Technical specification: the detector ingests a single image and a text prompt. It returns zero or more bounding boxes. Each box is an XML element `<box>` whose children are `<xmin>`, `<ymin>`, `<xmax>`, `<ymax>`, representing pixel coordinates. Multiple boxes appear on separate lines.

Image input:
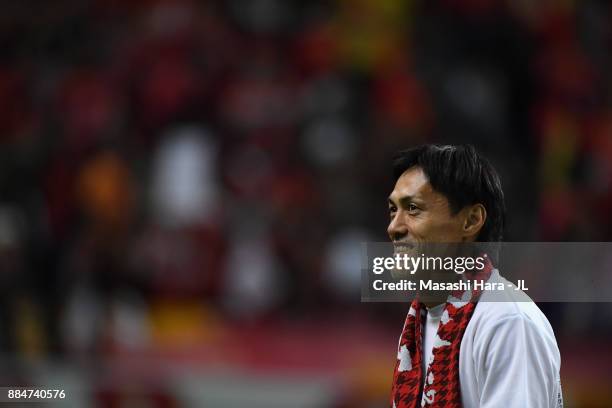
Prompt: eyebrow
<box><xmin>388</xmin><ymin>195</ymin><xmax>418</xmax><ymax>207</ymax></box>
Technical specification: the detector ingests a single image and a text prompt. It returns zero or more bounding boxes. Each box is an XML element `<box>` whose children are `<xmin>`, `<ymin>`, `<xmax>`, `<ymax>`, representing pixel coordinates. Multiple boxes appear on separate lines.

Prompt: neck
<box><xmin>420</xmin><ymin>268</ymin><xmax>458</xmax><ymax>308</ymax></box>
<box><xmin>423</xmin><ymin>297</ymin><xmax>446</xmax><ymax>309</ymax></box>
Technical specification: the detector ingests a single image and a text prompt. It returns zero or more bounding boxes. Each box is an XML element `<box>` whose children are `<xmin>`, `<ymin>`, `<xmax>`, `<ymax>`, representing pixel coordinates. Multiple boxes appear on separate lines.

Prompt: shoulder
<box><xmin>465</xmin><ymin>270</ymin><xmax>560</xmax><ymax>367</ymax></box>
<box><xmin>459</xmin><ymin>271</ymin><xmax>563</xmax><ymax>408</ymax></box>
<box><xmin>470</xmin><ymin>270</ymin><xmax>556</xmax><ymax>337</ymax></box>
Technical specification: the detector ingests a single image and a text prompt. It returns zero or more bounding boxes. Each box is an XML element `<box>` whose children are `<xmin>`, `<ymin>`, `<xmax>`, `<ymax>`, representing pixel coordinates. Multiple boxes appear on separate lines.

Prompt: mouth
<box><xmin>393</xmin><ymin>242</ymin><xmax>416</xmax><ymax>252</ymax></box>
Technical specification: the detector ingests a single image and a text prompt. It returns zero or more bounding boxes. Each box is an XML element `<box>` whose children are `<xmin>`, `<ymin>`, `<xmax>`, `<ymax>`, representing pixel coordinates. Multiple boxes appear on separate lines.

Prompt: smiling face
<box><xmin>387</xmin><ymin>166</ymin><xmax>469</xmax><ymax>247</ymax></box>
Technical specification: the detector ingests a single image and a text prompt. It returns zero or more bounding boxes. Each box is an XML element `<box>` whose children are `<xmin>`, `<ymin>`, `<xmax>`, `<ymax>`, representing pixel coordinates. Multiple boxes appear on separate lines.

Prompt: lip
<box><xmin>393</xmin><ymin>242</ymin><xmax>415</xmax><ymax>251</ymax></box>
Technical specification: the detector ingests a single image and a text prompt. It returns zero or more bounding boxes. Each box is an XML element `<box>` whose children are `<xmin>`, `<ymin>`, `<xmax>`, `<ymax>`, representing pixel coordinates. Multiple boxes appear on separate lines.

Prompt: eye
<box><xmin>407</xmin><ymin>203</ymin><xmax>420</xmax><ymax>213</ymax></box>
<box><xmin>389</xmin><ymin>205</ymin><xmax>397</xmax><ymax>217</ymax></box>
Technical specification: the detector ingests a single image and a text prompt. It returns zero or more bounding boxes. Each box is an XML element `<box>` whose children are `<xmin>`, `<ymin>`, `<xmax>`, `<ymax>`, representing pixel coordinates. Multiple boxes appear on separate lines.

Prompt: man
<box><xmin>387</xmin><ymin>144</ymin><xmax>562</xmax><ymax>408</ymax></box>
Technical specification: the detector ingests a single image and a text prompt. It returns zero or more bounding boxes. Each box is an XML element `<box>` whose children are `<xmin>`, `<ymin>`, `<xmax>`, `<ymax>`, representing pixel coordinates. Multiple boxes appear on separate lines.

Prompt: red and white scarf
<box><xmin>390</xmin><ymin>258</ymin><xmax>493</xmax><ymax>408</ymax></box>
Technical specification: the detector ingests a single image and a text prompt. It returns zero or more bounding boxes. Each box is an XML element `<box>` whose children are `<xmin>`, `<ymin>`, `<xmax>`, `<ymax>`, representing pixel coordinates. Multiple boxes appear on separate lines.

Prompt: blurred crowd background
<box><xmin>0</xmin><ymin>0</ymin><xmax>611</xmax><ymax>407</ymax></box>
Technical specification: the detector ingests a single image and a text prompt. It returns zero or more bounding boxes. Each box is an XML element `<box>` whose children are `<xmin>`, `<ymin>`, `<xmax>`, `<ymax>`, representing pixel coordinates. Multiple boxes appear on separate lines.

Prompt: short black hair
<box><xmin>392</xmin><ymin>144</ymin><xmax>506</xmax><ymax>243</ymax></box>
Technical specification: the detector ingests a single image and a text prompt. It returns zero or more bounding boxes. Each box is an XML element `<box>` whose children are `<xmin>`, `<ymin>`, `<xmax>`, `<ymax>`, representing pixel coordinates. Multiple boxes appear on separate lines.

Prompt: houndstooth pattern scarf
<box><xmin>390</xmin><ymin>258</ymin><xmax>493</xmax><ymax>408</ymax></box>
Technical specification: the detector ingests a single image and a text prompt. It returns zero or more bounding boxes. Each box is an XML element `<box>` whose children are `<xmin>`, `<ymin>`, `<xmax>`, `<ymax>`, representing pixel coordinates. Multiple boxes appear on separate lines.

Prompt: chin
<box><xmin>390</xmin><ymin>265</ymin><xmax>411</xmax><ymax>280</ymax></box>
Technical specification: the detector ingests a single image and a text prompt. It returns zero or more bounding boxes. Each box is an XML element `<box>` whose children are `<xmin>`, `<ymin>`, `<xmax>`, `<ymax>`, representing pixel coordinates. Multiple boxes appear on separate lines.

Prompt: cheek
<box><xmin>406</xmin><ymin>216</ymin><xmax>433</xmax><ymax>240</ymax></box>
<box><xmin>433</xmin><ymin>219</ymin><xmax>465</xmax><ymax>241</ymax></box>
<box><xmin>416</xmin><ymin>215</ymin><xmax>464</xmax><ymax>242</ymax></box>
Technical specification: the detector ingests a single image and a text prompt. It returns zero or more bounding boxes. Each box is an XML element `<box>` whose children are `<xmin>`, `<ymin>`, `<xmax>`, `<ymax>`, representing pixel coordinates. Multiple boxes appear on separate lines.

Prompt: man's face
<box><xmin>387</xmin><ymin>166</ymin><xmax>466</xmax><ymax>247</ymax></box>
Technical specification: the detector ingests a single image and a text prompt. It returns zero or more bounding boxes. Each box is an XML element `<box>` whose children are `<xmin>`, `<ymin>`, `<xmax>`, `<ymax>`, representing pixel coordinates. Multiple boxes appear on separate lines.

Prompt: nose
<box><xmin>387</xmin><ymin>212</ymin><xmax>408</xmax><ymax>242</ymax></box>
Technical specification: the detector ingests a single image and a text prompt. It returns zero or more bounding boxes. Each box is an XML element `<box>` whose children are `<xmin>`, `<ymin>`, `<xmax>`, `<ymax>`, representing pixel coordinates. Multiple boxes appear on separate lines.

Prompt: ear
<box><xmin>461</xmin><ymin>204</ymin><xmax>486</xmax><ymax>241</ymax></box>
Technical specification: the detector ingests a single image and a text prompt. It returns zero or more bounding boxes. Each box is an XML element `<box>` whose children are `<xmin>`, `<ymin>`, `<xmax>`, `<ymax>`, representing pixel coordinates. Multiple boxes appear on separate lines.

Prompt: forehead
<box><xmin>389</xmin><ymin>166</ymin><xmax>434</xmax><ymax>201</ymax></box>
